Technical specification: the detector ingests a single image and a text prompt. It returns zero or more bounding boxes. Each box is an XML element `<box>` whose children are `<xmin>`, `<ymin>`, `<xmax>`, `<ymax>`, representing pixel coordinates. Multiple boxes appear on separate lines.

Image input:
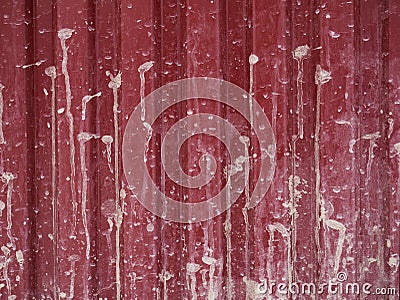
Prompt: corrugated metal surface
<box><xmin>0</xmin><ymin>0</ymin><xmax>399</xmax><ymax>299</ymax></box>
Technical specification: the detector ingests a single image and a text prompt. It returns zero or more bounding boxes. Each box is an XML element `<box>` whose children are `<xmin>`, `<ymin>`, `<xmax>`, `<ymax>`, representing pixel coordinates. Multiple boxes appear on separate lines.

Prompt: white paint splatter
<box><xmin>287</xmin><ymin>174</ymin><xmax>305</xmax><ymax>217</ymax></box>
<box><xmin>394</xmin><ymin>142</ymin><xmax>400</xmax><ymax>156</ymax></box>
<box><xmin>267</xmin><ymin>222</ymin><xmax>291</xmax><ymax>289</ymax></box>
<box><xmin>146</xmin><ymin>222</ymin><xmax>154</xmax><ymax>232</ymax></box>
<box><xmin>78</xmin><ymin>132</ymin><xmax>99</xmax><ymax>299</ymax></box>
<box><xmin>248</xmin><ymin>54</ymin><xmax>259</xmax><ymax>128</ymax></box>
<box><xmin>224</xmin><ymin>174</ymin><xmax>233</xmax><ymax>300</ymax></box>
<box><xmin>349</xmin><ymin>132</ymin><xmax>380</xmax><ymax>186</ymax></box>
<box><xmin>200</xmin><ymin>269</ymin><xmax>208</xmax><ymax>291</ymax></box>
<box><xmin>388</xmin><ymin>254</ymin><xmax>399</xmax><ymax>268</ymax></box>
<box><xmin>349</xmin><ymin>132</ymin><xmax>381</xmax><ymax>154</ymax></box>
<box><xmin>67</xmin><ymin>255</ymin><xmax>80</xmax><ymax>299</ymax></box>
<box><xmin>242</xmin><ymin>276</ymin><xmax>264</xmax><ymax>299</ymax></box>
<box><xmin>289</xmin><ymin>143</ymin><xmax>300</xmax><ymax>286</ymax></box>
<box><xmin>58</xmin><ymin>28</ymin><xmax>78</xmax><ymax>235</ymax></box>
<box><xmin>0</xmin><ymin>246</ymin><xmax>11</xmax><ymax>296</ymax></box>
<box><xmin>292</xmin><ymin>45</ymin><xmax>310</xmax><ymax>139</ymax></box>
<box><xmin>387</xmin><ymin>118</ymin><xmax>394</xmax><ymax>138</ymax></box>
<box><xmin>226</xmin><ymin>155</ymin><xmax>249</xmax><ymax>177</ymax></box>
<box><xmin>0</xmin><ymin>200</ymin><xmax>5</xmax><ymax>217</ymax></box>
<box><xmin>0</xmin><ymin>83</ymin><xmax>5</xmax><ymax>144</ymax></box>
<box><xmin>78</xmin><ymin>132</ymin><xmax>100</xmax><ymax>260</ymax></box>
<box><xmin>239</xmin><ymin>135</ymin><xmax>251</xmax><ymax>296</ymax></box>
<box><xmin>289</xmin><ymin>47</ymin><xmax>309</xmax><ymax>280</ymax></box>
<box><xmin>138</xmin><ymin>61</ymin><xmax>154</xmax><ymax>121</ymax></box>
<box><xmin>240</xmin><ymin>136</ymin><xmax>250</xmax><ymax>208</ymax></box>
<box><xmin>19</xmin><ymin>59</ymin><xmax>47</xmax><ymax>69</ymax></box>
<box><xmin>365</xmin><ymin>134</ymin><xmax>380</xmax><ymax>182</ymax></box>
<box><xmin>292</xmin><ymin>45</ymin><xmax>310</xmax><ymax>61</ymax></box>
<box><xmin>314</xmin><ymin>64</ymin><xmax>331</xmax><ymax>267</ymax></box>
<box><xmin>101</xmin><ymin>135</ymin><xmax>113</xmax><ymax>173</ymax></box>
<box><xmin>15</xmin><ymin>250</ymin><xmax>24</xmax><ymax>269</ymax></box>
<box><xmin>107</xmin><ymin>70</ymin><xmax>123</xmax><ymax>300</ymax></box>
<box><xmin>77</xmin><ymin>132</ymin><xmax>99</xmax><ymax>142</ymax></box>
<box><xmin>143</xmin><ymin>122</ymin><xmax>153</xmax><ymax>163</ymax></box>
<box><xmin>159</xmin><ymin>270</ymin><xmax>173</xmax><ymax>300</ymax></box>
<box><xmin>328</xmin><ymin>30</ymin><xmax>341</xmax><ymax>39</ymax></box>
<box><xmin>394</xmin><ymin>143</ymin><xmax>400</xmax><ymax>214</ymax></box>
<box><xmin>81</xmin><ymin>92</ymin><xmax>101</xmax><ymax>121</ymax></box>
<box><xmin>315</xmin><ymin>65</ymin><xmax>332</xmax><ymax>86</ymax></box>
<box><xmin>334</xmin><ymin>119</ymin><xmax>353</xmax><ymax>127</ymax></box>
<box><xmin>202</xmin><ymin>256</ymin><xmax>217</xmax><ymax>300</ymax></box>
<box><xmin>128</xmin><ymin>272</ymin><xmax>138</xmax><ymax>300</ymax></box>
<box><xmin>45</xmin><ymin>65</ymin><xmax>58</xmax><ymax>300</ymax></box>
<box><xmin>1</xmin><ymin>173</ymin><xmax>16</xmax><ymax>250</ymax></box>
<box><xmin>324</xmin><ymin>219</ymin><xmax>346</xmax><ymax>273</ymax></box>
<box><xmin>101</xmin><ymin>198</ymin><xmax>115</xmax><ymax>261</ymax></box>
<box><xmin>268</xmin><ymin>222</ymin><xmax>289</xmax><ymax>238</ymax></box>
<box><xmin>287</xmin><ymin>175</ymin><xmax>306</xmax><ymax>286</ymax></box>
<box><xmin>187</xmin><ymin>263</ymin><xmax>201</xmax><ymax>300</ymax></box>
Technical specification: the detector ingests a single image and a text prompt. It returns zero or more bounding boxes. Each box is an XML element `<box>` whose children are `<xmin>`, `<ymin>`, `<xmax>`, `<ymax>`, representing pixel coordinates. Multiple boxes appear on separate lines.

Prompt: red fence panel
<box><xmin>0</xmin><ymin>0</ymin><xmax>398</xmax><ymax>299</ymax></box>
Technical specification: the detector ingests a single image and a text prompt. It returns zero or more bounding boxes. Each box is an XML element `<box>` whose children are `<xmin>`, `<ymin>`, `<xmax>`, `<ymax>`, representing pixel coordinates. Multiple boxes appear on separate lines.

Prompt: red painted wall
<box><xmin>0</xmin><ymin>0</ymin><xmax>398</xmax><ymax>299</ymax></box>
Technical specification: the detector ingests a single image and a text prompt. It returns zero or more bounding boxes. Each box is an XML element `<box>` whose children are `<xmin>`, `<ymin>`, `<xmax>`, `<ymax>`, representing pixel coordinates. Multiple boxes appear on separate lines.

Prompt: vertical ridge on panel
<box><xmin>0</xmin><ymin>0</ymin><xmax>35</xmax><ymax>298</ymax></box>
<box><xmin>32</xmin><ymin>0</ymin><xmax>58</xmax><ymax>297</ymax></box>
<box><xmin>355</xmin><ymin>0</ymin><xmax>391</xmax><ymax>288</ymax></box>
<box><xmin>24</xmin><ymin>0</ymin><xmax>36</xmax><ymax>296</ymax></box>
<box><xmin>158</xmin><ymin>1</ymin><xmax>186</xmax><ymax>298</ymax></box>
<box><xmin>95</xmin><ymin>0</ymin><xmax>123</xmax><ymax>299</ymax></box>
<box><xmin>222</xmin><ymin>1</ymin><xmax>251</xmax><ymax>297</ymax></box>
<box><xmin>375</xmin><ymin>0</ymin><xmax>392</xmax><ymax>289</ymax></box>
<box><xmin>53</xmin><ymin>0</ymin><xmax>96</xmax><ymax>298</ymax></box>
<box><xmin>244</xmin><ymin>0</ymin><xmax>257</xmax><ymax>288</ymax></box>
<box><xmin>289</xmin><ymin>0</ymin><xmax>320</xmax><ymax>288</ymax></box>
<box><xmin>387</xmin><ymin>0</ymin><xmax>400</xmax><ymax>291</ymax></box>
<box><xmin>251</xmin><ymin>0</ymin><xmax>293</xmax><ymax>298</ymax></box>
<box><xmin>316</xmin><ymin>0</ymin><xmax>364</xmax><ymax>292</ymax></box>
<box><xmin>184</xmin><ymin>1</ymin><xmax>224</xmax><ymax>299</ymax></box>
<box><xmin>121</xmin><ymin>0</ymin><xmax>160</xmax><ymax>298</ymax></box>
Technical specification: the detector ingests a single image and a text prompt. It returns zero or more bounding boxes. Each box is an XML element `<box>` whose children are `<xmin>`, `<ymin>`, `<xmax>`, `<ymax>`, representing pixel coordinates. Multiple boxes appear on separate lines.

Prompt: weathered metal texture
<box><xmin>0</xmin><ymin>0</ymin><xmax>398</xmax><ymax>299</ymax></box>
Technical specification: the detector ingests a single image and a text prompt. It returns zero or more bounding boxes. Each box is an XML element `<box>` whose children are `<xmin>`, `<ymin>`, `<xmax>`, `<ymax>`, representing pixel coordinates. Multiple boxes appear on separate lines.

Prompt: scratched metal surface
<box><xmin>0</xmin><ymin>0</ymin><xmax>399</xmax><ymax>299</ymax></box>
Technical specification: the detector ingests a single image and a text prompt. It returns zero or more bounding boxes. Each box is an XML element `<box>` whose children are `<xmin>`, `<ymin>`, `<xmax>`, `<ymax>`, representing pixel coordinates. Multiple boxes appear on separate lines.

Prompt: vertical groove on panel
<box><xmin>354</xmin><ymin>0</ymin><xmax>363</xmax><ymax>286</ymax></box>
<box><xmin>25</xmin><ymin>0</ymin><xmax>36</xmax><ymax>296</ymax></box>
<box><xmin>378</xmin><ymin>0</ymin><xmax>391</xmax><ymax>287</ymax></box>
